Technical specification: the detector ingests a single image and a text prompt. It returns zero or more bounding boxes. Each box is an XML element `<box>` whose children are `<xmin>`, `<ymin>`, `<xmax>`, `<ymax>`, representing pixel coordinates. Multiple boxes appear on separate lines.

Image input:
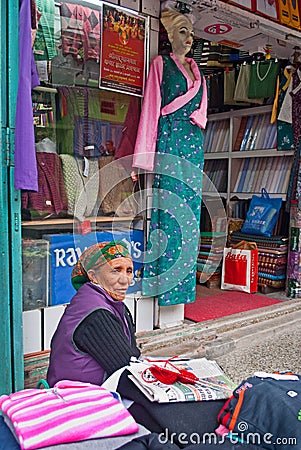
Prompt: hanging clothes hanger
<box><xmin>263</xmin><ymin>44</ymin><xmax>272</xmax><ymax>60</ymax></box>
<box><xmin>251</xmin><ymin>52</ymin><xmax>265</xmax><ymax>62</ymax></box>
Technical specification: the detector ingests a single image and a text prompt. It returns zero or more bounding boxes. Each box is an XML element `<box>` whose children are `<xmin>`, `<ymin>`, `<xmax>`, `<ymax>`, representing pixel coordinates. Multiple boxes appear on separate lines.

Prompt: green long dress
<box><xmin>141</xmin><ymin>55</ymin><xmax>205</xmax><ymax>306</ymax></box>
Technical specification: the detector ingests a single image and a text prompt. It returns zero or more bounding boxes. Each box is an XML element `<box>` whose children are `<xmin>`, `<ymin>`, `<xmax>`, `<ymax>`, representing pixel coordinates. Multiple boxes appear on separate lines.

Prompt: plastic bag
<box><xmin>221</xmin><ymin>242</ymin><xmax>258</xmax><ymax>293</ymax></box>
<box><xmin>241</xmin><ymin>188</ymin><xmax>282</xmax><ymax>237</ymax></box>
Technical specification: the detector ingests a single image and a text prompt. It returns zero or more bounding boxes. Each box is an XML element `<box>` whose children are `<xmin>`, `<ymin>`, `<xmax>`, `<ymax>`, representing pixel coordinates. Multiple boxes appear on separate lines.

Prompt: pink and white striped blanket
<box><xmin>0</xmin><ymin>380</ymin><xmax>138</xmax><ymax>450</ymax></box>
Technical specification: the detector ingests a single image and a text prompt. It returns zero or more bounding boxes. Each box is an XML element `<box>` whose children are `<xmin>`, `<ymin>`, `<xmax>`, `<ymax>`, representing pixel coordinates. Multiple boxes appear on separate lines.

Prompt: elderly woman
<box><xmin>47</xmin><ymin>240</ymin><xmax>140</xmax><ymax>388</ymax></box>
<box><xmin>46</xmin><ymin>241</ymin><xmax>226</xmax><ymax>442</ymax></box>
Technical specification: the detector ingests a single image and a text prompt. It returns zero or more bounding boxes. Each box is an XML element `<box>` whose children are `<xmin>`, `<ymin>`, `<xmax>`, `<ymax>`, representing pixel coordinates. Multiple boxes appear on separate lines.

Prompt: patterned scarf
<box><xmin>72</xmin><ymin>241</ymin><xmax>132</xmax><ymax>291</ymax></box>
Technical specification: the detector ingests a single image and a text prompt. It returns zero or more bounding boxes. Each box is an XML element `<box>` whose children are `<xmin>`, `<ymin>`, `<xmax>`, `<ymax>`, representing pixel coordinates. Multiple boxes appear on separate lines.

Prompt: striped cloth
<box><xmin>0</xmin><ymin>380</ymin><xmax>138</xmax><ymax>450</ymax></box>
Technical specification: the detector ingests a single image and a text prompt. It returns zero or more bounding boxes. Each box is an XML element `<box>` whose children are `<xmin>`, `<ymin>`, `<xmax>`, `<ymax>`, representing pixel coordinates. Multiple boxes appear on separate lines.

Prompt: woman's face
<box><xmin>170</xmin><ymin>18</ymin><xmax>194</xmax><ymax>56</ymax></box>
<box><xmin>88</xmin><ymin>258</ymin><xmax>133</xmax><ymax>300</ymax></box>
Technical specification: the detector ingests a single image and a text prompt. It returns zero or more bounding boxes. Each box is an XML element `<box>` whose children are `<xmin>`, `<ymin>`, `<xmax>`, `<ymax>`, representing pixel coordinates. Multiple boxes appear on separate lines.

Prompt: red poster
<box><xmin>100</xmin><ymin>3</ymin><xmax>147</xmax><ymax>96</ymax></box>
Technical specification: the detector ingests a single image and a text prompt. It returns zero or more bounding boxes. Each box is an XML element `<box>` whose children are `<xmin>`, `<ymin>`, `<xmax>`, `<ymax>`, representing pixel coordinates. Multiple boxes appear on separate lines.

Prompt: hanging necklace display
<box><xmin>256</xmin><ymin>60</ymin><xmax>272</xmax><ymax>82</ymax></box>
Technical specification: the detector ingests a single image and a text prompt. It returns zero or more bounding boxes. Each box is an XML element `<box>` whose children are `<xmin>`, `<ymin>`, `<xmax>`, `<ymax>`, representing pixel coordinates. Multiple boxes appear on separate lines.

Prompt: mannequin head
<box><xmin>161</xmin><ymin>9</ymin><xmax>194</xmax><ymax>57</ymax></box>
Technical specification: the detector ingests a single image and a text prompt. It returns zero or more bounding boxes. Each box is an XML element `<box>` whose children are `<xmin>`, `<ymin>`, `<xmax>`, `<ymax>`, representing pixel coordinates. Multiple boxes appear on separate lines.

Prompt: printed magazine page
<box><xmin>127</xmin><ymin>357</ymin><xmax>236</xmax><ymax>403</ymax></box>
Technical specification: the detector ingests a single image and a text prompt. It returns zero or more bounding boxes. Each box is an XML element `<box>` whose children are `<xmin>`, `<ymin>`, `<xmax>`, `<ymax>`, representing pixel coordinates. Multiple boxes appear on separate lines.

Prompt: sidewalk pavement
<box><xmin>136</xmin><ymin>296</ymin><xmax>301</xmax><ymax>385</ymax></box>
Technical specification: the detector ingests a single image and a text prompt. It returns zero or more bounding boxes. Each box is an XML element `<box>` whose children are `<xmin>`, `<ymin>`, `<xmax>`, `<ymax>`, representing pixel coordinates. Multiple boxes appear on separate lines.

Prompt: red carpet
<box><xmin>184</xmin><ymin>291</ymin><xmax>281</xmax><ymax>322</ymax></box>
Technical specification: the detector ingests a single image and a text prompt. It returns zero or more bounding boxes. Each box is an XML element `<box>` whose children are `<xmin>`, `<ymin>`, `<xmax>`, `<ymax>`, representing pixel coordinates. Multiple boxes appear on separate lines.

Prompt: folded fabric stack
<box><xmin>286</xmin><ymin>205</ymin><xmax>301</xmax><ymax>297</ymax></box>
<box><xmin>287</xmin><ymin>226</ymin><xmax>301</xmax><ymax>298</ymax></box>
<box><xmin>229</xmin><ymin>231</ymin><xmax>288</xmax><ymax>290</ymax></box>
<box><xmin>197</xmin><ymin>232</ymin><xmax>226</xmax><ymax>286</ymax></box>
<box><xmin>0</xmin><ymin>380</ymin><xmax>138</xmax><ymax>450</ymax></box>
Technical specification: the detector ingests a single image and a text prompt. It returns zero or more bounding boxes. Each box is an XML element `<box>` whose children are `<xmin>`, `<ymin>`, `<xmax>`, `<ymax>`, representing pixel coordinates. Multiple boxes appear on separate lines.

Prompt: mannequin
<box><xmin>133</xmin><ymin>9</ymin><xmax>207</xmax><ymax>306</ymax></box>
<box><xmin>161</xmin><ymin>9</ymin><xmax>195</xmax><ymax>79</ymax></box>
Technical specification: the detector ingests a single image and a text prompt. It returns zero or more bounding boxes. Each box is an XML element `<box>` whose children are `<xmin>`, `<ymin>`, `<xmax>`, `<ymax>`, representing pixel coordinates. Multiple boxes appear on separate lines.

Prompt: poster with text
<box><xmin>100</xmin><ymin>2</ymin><xmax>147</xmax><ymax>96</ymax></box>
<box><xmin>44</xmin><ymin>230</ymin><xmax>144</xmax><ymax>306</ymax></box>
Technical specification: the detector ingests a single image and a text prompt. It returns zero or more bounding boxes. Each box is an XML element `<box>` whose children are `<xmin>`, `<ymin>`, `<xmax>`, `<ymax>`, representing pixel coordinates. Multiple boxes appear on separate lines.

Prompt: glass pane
<box><xmin>22</xmin><ymin>0</ymin><xmax>145</xmax><ymax>312</ymax></box>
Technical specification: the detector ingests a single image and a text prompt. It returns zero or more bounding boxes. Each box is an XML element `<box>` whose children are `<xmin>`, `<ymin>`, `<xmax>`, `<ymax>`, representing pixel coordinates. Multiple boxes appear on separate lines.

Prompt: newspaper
<box><xmin>127</xmin><ymin>357</ymin><xmax>236</xmax><ymax>403</ymax></box>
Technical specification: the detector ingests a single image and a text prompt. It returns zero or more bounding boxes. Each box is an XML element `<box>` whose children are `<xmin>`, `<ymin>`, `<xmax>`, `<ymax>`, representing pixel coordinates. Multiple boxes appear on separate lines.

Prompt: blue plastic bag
<box><xmin>241</xmin><ymin>188</ymin><xmax>282</xmax><ymax>237</ymax></box>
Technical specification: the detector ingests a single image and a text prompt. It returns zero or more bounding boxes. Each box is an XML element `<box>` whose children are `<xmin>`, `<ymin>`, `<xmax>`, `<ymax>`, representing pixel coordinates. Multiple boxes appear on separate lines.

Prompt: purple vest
<box><xmin>47</xmin><ymin>282</ymin><xmax>130</xmax><ymax>387</ymax></box>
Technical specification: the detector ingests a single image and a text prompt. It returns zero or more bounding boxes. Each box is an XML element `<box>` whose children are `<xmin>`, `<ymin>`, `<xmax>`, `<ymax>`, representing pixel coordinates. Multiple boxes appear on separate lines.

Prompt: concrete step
<box><xmin>136</xmin><ymin>298</ymin><xmax>301</xmax><ymax>359</ymax></box>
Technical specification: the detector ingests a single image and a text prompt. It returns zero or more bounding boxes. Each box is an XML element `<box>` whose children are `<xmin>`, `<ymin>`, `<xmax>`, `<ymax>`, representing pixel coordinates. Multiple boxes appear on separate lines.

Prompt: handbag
<box><xmin>221</xmin><ymin>241</ymin><xmax>258</xmax><ymax>293</ymax></box>
<box><xmin>0</xmin><ymin>380</ymin><xmax>138</xmax><ymax>450</ymax></box>
<box><xmin>241</xmin><ymin>188</ymin><xmax>282</xmax><ymax>237</ymax></box>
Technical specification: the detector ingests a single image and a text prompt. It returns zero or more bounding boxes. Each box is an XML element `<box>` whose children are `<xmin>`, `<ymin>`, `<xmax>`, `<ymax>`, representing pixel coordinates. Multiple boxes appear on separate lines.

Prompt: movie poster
<box><xmin>99</xmin><ymin>3</ymin><xmax>147</xmax><ymax>96</ymax></box>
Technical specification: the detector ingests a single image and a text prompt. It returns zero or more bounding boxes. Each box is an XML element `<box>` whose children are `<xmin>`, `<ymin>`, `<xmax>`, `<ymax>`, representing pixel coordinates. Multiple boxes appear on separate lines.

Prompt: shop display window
<box><xmin>22</xmin><ymin>0</ymin><xmax>147</xmax><ymax>311</ymax></box>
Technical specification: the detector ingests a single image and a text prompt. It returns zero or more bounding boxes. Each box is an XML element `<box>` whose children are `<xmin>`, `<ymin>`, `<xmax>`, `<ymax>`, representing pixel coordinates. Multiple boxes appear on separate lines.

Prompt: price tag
<box><xmin>83</xmin><ymin>157</ymin><xmax>89</xmax><ymax>177</ymax></box>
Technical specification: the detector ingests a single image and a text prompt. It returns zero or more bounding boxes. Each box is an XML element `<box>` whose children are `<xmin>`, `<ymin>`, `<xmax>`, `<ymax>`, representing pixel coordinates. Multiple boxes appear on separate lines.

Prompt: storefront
<box><xmin>2</xmin><ymin>0</ymin><xmax>301</xmax><ymax>396</ymax></box>
<box><xmin>0</xmin><ymin>0</ymin><xmax>162</xmax><ymax>395</ymax></box>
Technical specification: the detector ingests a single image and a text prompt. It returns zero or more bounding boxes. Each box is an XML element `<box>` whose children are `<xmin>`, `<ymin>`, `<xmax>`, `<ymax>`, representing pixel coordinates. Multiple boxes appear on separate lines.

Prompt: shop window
<box><xmin>22</xmin><ymin>0</ymin><xmax>147</xmax><ymax>313</ymax></box>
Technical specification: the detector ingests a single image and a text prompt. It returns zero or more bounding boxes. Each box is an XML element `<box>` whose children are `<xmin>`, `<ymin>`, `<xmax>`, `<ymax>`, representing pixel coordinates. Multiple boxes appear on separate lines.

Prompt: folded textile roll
<box><xmin>230</xmin><ymin>231</ymin><xmax>288</xmax><ymax>247</ymax></box>
<box><xmin>232</xmin><ymin>240</ymin><xmax>257</xmax><ymax>250</ymax></box>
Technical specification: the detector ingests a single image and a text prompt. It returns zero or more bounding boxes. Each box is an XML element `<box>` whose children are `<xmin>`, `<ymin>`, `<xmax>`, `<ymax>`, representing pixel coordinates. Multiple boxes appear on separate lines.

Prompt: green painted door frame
<box><xmin>0</xmin><ymin>0</ymin><xmax>23</xmax><ymax>395</ymax></box>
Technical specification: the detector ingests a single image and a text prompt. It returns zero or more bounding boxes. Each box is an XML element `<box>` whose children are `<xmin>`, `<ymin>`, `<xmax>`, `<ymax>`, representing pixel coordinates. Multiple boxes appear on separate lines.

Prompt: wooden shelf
<box><xmin>230</xmin><ymin>150</ymin><xmax>294</xmax><ymax>159</ymax></box>
<box><xmin>230</xmin><ymin>193</ymin><xmax>288</xmax><ymax>200</ymax></box>
<box><xmin>204</xmin><ymin>152</ymin><xmax>229</xmax><ymax>160</ymax></box>
<box><xmin>22</xmin><ymin>216</ymin><xmax>142</xmax><ymax>228</ymax></box>
<box><xmin>204</xmin><ymin>104</ymin><xmax>294</xmax><ymax>202</ymax></box>
<box><xmin>33</xmin><ymin>86</ymin><xmax>58</xmax><ymax>93</ymax></box>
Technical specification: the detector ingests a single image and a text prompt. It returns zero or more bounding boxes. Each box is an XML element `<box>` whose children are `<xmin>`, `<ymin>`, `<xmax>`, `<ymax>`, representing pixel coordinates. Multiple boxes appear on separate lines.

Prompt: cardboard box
<box><xmin>43</xmin><ymin>305</ymin><xmax>66</xmax><ymax>350</ymax></box>
<box><xmin>23</xmin><ymin>310</ymin><xmax>42</xmax><ymax>354</ymax></box>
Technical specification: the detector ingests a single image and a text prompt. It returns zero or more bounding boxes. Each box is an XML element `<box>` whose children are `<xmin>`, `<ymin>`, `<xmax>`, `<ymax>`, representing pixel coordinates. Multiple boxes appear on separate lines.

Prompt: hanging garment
<box><xmin>223</xmin><ymin>69</ymin><xmax>236</xmax><ymax>106</ymax></box>
<box><xmin>33</xmin><ymin>0</ymin><xmax>56</xmax><ymax>61</ymax></box>
<box><xmin>291</xmin><ymin>68</ymin><xmax>301</xmax><ymax>149</ymax></box>
<box><xmin>73</xmin><ymin>116</ymin><xmax>105</xmax><ymax>157</ymax></box>
<box><xmin>290</xmin><ymin>69</ymin><xmax>301</xmax><ymax>209</ymax></box>
<box><xmin>98</xmin><ymin>156</ymin><xmax>135</xmax><ymax>216</ymax></box>
<box><xmin>56</xmin><ymin>87</ymin><xmax>125</xmax><ymax>155</ymax></box>
<box><xmin>31</xmin><ymin>0</ymin><xmax>42</xmax><ymax>47</ymax></box>
<box><xmin>209</xmin><ymin>72</ymin><xmax>224</xmax><ymax>110</ymax></box>
<box><xmin>285</xmin><ymin>140</ymin><xmax>301</xmax><ymax>211</ymax></box>
<box><xmin>277</xmin><ymin>71</ymin><xmax>293</xmax><ymax>124</ymax></box>
<box><xmin>115</xmin><ymin>96</ymin><xmax>140</xmax><ymax>159</ymax></box>
<box><xmin>56</xmin><ymin>87</ymin><xmax>85</xmax><ymax>154</ymax></box>
<box><xmin>133</xmin><ymin>53</ymin><xmax>207</xmax><ymax>306</ymax></box>
<box><xmin>275</xmin><ymin>67</ymin><xmax>294</xmax><ymax>151</ymax></box>
<box><xmin>60</xmin><ymin>154</ymin><xmax>99</xmax><ymax>221</ymax></box>
<box><xmin>21</xmin><ymin>152</ymin><xmax>68</xmax><ymax>215</ymax></box>
<box><xmin>60</xmin><ymin>2</ymin><xmax>100</xmax><ymax>63</ymax></box>
<box><xmin>248</xmin><ymin>60</ymin><xmax>280</xmax><ymax>98</ymax></box>
<box><xmin>15</xmin><ymin>0</ymin><xmax>40</xmax><ymax>191</ymax></box>
<box><xmin>224</xmin><ymin>69</ymin><xmax>249</xmax><ymax>107</ymax></box>
<box><xmin>233</xmin><ymin>64</ymin><xmax>264</xmax><ymax>105</ymax></box>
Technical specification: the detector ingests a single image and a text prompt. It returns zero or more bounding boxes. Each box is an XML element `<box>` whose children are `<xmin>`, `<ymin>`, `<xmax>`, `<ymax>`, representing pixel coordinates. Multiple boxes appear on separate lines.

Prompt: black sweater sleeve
<box><xmin>73</xmin><ymin>308</ymin><xmax>141</xmax><ymax>377</ymax></box>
